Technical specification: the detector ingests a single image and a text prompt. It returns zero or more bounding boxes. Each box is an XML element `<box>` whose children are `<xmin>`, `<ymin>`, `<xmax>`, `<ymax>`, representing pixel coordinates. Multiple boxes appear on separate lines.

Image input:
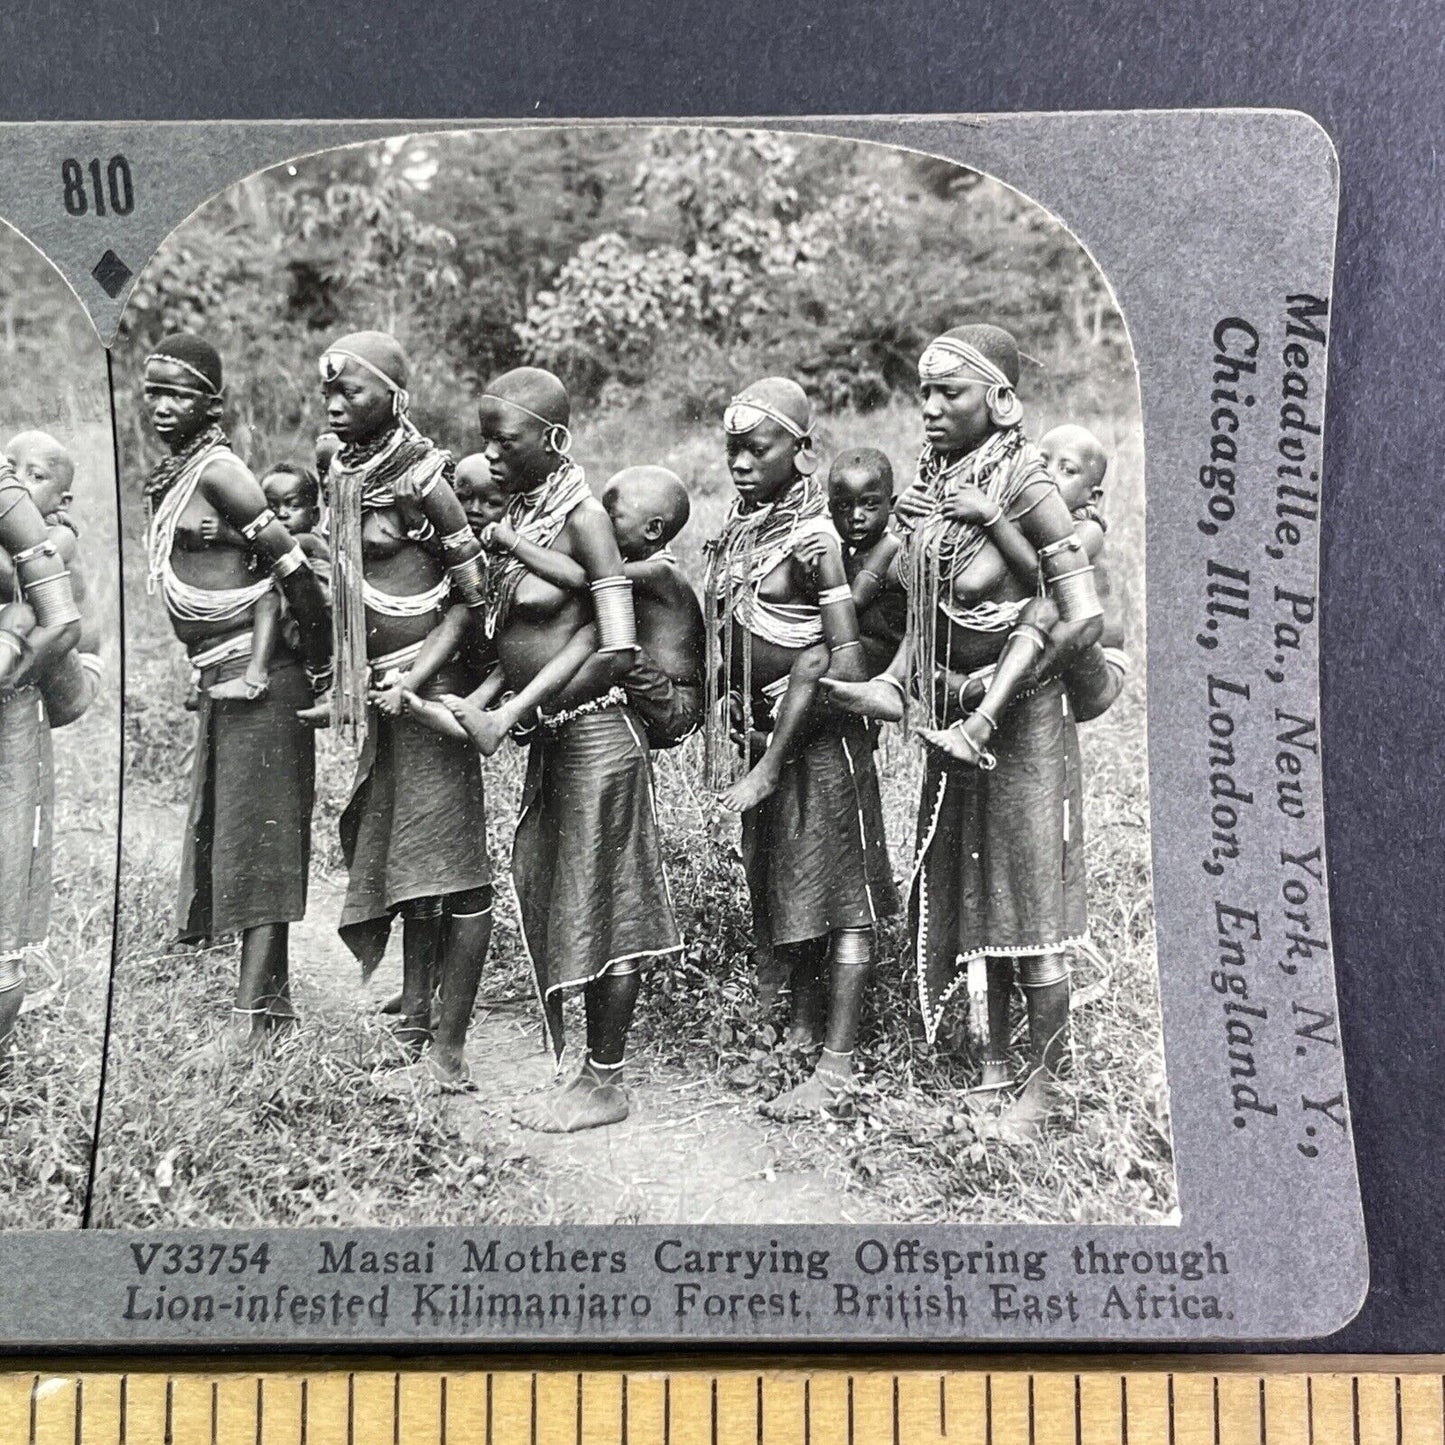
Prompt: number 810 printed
<box><xmin>61</xmin><ymin>155</ymin><xmax>134</xmax><ymax>217</ymax></box>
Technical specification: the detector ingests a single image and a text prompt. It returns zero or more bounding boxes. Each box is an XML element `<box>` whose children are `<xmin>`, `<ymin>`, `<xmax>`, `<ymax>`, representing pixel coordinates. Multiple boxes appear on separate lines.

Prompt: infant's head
<box><xmin>1038</xmin><ymin>424</ymin><xmax>1108</xmax><ymax>514</ymax></box>
<box><xmin>827</xmin><ymin>447</ymin><xmax>894</xmax><ymax>550</ymax></box>
<box><xmin>261</xmin><ymin>464</ymin><xmax>321</xmax><ymax>535</ymax></box>
<box><xmin>6</xmin><ymin>430</ymin><xmax>75</xmax><ymax>519</ymax></box>
<box><xmin>453</xmin><ymin>454</ymin><xmax>507</xmax><ymax>538</ymax></box>
<box><xmin>602</xmin><ymin>466</ymin><xmax>690</xmax><ymax>562</ymax></box>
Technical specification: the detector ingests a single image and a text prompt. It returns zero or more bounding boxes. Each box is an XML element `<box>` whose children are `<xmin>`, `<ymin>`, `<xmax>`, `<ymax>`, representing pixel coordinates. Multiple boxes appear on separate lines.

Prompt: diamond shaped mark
<box><xmin>91</xmin><ymin>249</ymin><xmax>132</xmax><ymax>299</ymax></box>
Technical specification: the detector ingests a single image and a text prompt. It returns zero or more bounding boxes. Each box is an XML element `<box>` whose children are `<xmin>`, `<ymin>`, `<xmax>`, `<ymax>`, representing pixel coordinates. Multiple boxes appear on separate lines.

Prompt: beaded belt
<box><xmin>538</xmin><ymin>685</ymin><xmax>627</xmax><ymax>732</ymax></box>
<box><xmin>188</xmin><ymin>630</ymin><xmax>253</xmax><ymax>682</ymax></box>
<box><xmin>368</xmin><ymin>641</ymin><xmax>425</xmax><ymax>690</ymax></box>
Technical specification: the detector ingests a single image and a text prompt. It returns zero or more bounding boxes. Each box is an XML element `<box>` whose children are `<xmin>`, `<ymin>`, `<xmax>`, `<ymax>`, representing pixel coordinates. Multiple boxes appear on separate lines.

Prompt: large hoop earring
<box><xmin>545</xmin><ymin>422</ymin><xmax>573</xmax><ymax>457</ymax></box>
<box><xmin>794</xmin><ymin>440</ymin><xmax>819</xmax><ymax>477</ymax></box>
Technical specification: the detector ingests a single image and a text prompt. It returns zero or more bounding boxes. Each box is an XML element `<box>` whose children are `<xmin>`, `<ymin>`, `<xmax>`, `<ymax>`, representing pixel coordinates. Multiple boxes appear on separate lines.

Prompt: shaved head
<box><xmin>1038</xmin><ymin>423</ymin><xmax>1109</xmax><ymax>511</ymax></box>
<box><xmin>454</xmin><ymin>453</ymin><xmax>495</xmax><ymax>491</ymax></box>
<box><xmin>482</xmin><ymin>366</ymin><xmax>570</xmax><ymax>429</ymax></box>
<box><xmin>610</xmin><ymin>465</ymin><xmax>690</xmax><ymax>538</ymax></box>
<box><xmin>7</xmin><ymin>430</ymin><xmax>74</xmax><ymax>490</ymax></box>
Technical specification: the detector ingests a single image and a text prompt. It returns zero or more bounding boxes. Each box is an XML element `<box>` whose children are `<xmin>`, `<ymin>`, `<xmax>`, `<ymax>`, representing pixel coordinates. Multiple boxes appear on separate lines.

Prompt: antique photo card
<box><xmin>0</xmin><ymin>220</ymin><xmax>120</xmax><ymax>1229</ymax></box>
<box><xmin>0</xmin><ymin>111</ymin><xmax>1361</xmax><ymax>1346</ymax></box>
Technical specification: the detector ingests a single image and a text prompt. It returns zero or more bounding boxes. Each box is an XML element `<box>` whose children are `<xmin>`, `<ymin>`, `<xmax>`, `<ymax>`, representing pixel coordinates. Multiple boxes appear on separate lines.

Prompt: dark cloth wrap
<box><xmin>339</xmin><ymin>664</ymin><xmax>490</xmax><ymax>975</ymax></box>
<box><xmin>742</xmin><ymin>712</ymin><xmax>899</xmax><ymax>979</ymax></box>
<box><xmin>177</xmin><ymin>655</ymin><xmax>314</xmax><ymax>943</ymax></box>
<box><xmin>909</xmin><ymin>676</ymin><xmax>1087</xmax><ymax>1043</ymax></box>
<box><xmin>512</xmin><ymin>704</ymin><xmax>680</xmax><ymax>1055</ymax></box>
<box><xmin>622</xmin><ymin>649</ymin><xmax>703</xmax><ymax>750</ymax></box>
<box><xmin>0</xmin><ymin>687</ymin><xmax>52</xmax><ymax>959</ymax></box>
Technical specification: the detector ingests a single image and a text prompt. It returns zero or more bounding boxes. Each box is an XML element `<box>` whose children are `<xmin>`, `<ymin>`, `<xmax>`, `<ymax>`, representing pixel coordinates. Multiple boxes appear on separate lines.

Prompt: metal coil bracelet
<box><xmin>591</xmin><ymin>576</ymin><xmax>638</xmax><ymax>653</ymax></box>
<box><xmin>21</xmin><ymin>569</ymin><xmax>81</xmax><ymax>628</ymax></box>
<box><xmin>448</xmin><ymin>551</ymin><xmax>488</xmax><ymax>608</ymax></box>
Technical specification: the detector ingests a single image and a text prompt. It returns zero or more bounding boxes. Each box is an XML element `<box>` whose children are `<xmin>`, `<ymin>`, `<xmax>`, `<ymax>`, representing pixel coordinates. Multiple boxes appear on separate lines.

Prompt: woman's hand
<box><xmin>791</xmin><ymin>533</ymin><xmax>830</xmax><ymax>578</ymax></box>
<box><xmin>481</xmin><ymin>519</ymin><xmax>518</xmax><ymax>554</ymax></box>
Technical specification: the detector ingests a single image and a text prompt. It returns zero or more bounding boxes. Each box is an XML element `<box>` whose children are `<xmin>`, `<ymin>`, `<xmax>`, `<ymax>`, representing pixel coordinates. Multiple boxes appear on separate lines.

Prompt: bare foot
<box><xmin>782</xmin><ymin>1021</ymin><xmax>823</xmax><ymax>1051</ymax></box>
<box><xmin>441</xmin><ymin>694</ymin><xmax>513</xmax><ymax>756</ymax></box>
<box><xmin>208</xmin><ymin>669</ymin><xmax>269</xmax><ymax>703</ymax></box>
<box><xmin>402</xmin><ymin>691</ymin><xmax>470</xmax><ymax>741</ymax></box>
<box><xmin>964</xmin><ymin>1058</ymin><xmax>1013</xmax><ymax>1112</ymax></box>
<box><xmin>918</xmin><ymin>721</ymin><xmax>995</xmax><ymax>769</ymax></box>
<box><xmin>512</xmin><ymin>1065</ymin><xmax>629</xmax><ymax>1133</ymax></box>
<box><xmin>819</xmin><ymin>676</ymin><xmax>904</xmax><ymax>723</ymax></box>
<box><xmin>718</xmin><ymin>760</ymin><xmax>781</xmax><ymax>813</ymax></box>
<box><xmin>388</xmin><ymin>1018</ymin><xmax>432</xmax><ymax>1061</ymax></box>
<box><xmin>428</xmin><ymin>1044</ymin><xmax>471</xmax><ymax>1091</ymax></box>
<box><xmin>296</xmin><ymin>690</ymin><xmax>332</xmax><ymax>728</ymax></box>
<box><xmin>376</xmin><ymin>1055</ymin><xmax>475</xmax><ymax>1100</ymax></box>
<box><xmin>984</xmin><ymin>1070</ymin><xmax>1056</xmax><ymax>1143</ymax></box>
<box><xmin>378</xmin><ymin>991</ymin><xmax>403</xmax><ymax>1016</ymax></box>
<box><xmin>183</xmin><ymin>686</ymin><xmax>201</xmax><ymax>713</ymax></box>
<box><xmin>185</xmin><ymin>1018</ymin><xmax>269</xmax><ymax>1070</ymax></box>
<box><xmin>760</xmin><ymin>1069</ymin><xmax>841</xmax><ymax>1120</ymax></box>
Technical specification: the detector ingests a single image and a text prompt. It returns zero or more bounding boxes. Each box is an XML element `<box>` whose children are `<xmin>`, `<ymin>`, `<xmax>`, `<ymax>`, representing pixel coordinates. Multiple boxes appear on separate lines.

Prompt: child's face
<box><xmin>602</xmin><ymin>481</ymin><xmax>659</xmax><ymax>561</ymax></box>
<box><xmin>726</xmin><ymin>418</ymin><xmax>802</xmax><ymax>508</ymax></box>
<box><xmin>1039</xmin><ymin>431</ymin><xmax>1105</xmax><ymax>512</ymax></box>
<box><xmin>262</xmin><ymin>473</ymin><xmax>319</xmax><ymax>535</ymax></box>
<box><xmin>921</xmin><ymin>378</ymin><xmax>993</xmax><ymax>455</ymax></box>
<box><xmin>453</xmin><ymin>461</ymin><xmax>507</xmax><ymax>536</ymax></box>
<box><xmin>828</xmin><ymin>468</ymin><xmax>892</xmax><ymax>548</ymax></box>
<box><xmin>8</xmin><ymin>437</ymin><xmax>73</xmax><ymax>518</ymax></box>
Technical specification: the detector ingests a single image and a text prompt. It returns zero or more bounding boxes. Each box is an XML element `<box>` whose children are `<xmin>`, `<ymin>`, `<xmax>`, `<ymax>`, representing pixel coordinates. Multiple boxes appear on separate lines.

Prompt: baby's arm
<box><xmin>850</xmin><ymin>532</ymin><xmax>902</xmax><ymax>610</ymax></box>
<box><xmin>486</xmin><ymin>520</ymin><xmax>588</xmax><ymax>592</ymax></box>
<box><xmin>372</xmin><ymin>603</ymin><xmax>469</xmax><ymax>718</ymax></box>
<box><xmin>199</xmin><ymin>514</ymin><xmax>250</xmax><ymax>549</ymax></box>
<box><xmin>943</xmin><ymin>487</ymin><xmax>1039</xmax><ymax>589</ymax></box>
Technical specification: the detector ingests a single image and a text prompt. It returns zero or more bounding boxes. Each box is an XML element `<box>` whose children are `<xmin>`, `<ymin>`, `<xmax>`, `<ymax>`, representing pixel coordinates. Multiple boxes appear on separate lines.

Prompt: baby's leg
<box><xmin>718</xmin><ymin>643</ymin><xmax>828</xmax><ymax>813</ymax></box>
<box><xmin>0</xmin><ymin>602</ymin><xmax>35</xmax><ymax>690</ymax></box>
<box><xmin>209</xmin><ymin>592</ymin><xmax>279</xmax><ymax>701</ymax></box>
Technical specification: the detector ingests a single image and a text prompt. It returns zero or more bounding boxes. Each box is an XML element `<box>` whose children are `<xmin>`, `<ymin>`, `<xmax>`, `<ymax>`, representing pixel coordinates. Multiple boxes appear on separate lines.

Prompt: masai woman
<box><xmin>0</xmin><ymin>456</ymin><xmax>83</xmax><ymax>1071</ymax></box>
<box><xmin>142</xmin><ymin>332</ymin><xmax>330</xmax><ymax>1059</ymax></box>
<box><xmin>826</xmin><ymin>324</ymin><xmax>1103</xmax><ymax>1140</ymax></box>
<box><xmin>318</xmin><ymin>330</ymin><xmax>492</xmax><ymax>1091</ymax></box>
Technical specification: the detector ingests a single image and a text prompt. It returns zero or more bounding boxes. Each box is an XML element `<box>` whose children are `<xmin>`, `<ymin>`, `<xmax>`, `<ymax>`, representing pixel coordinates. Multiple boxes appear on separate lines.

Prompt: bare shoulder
<box><xmin>199</xmin><ymin>451</ymin><xmax>261</xmax><ymax>502</ymax></box>
<box><xmin>50</xmin><ymin>524</ymin><xmax>78</xmax><ymax>563</ymax></box>
<box><xmin>298</xmin><ymin>532</ymin><xmax>330</xmax><ymax>558</ymax></box>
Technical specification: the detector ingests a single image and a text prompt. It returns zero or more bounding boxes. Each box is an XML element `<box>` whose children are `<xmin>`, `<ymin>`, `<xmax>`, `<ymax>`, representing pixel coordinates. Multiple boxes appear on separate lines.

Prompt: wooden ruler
<box><xmin>2</xmin><ymin>1357</ymin><xmax>1440</xmax><ymax>1443</ymax></box>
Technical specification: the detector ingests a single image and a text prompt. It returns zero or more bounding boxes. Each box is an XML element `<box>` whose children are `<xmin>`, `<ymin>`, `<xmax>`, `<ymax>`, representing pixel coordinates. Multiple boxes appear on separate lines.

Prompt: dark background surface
<box><xmin>0</xmin><ymin>0</ymin><xmax>1436</xmax><ymax>1354</ymax></box>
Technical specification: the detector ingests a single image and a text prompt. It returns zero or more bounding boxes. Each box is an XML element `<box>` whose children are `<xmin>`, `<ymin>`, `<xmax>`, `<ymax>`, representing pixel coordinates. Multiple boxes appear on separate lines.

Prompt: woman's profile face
<box><xmin>323</xmin><ymin>365</ymin><xmax>395</xmax><ymax>447</ymax></box>
<box><xmin>921</xmin><ymin>378</ymin><xmax>993</xmax><ymax>455</ymax></box>
<box><xmin>143</xmin><ymin>360</ymin><xmax>217</xmax><ymax>451</ymax></box>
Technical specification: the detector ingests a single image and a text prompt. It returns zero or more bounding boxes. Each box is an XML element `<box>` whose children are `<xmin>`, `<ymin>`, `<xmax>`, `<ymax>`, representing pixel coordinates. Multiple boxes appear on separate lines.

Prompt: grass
<box><xmin>0</xmin><ymin>413</ymin><xmax>121</xmax><ymax>1230</ymax></box>
<box><xmin>96</xmin><ymin>389</ymin><xmax>1174</xmax><ymax>1229</ymax></box>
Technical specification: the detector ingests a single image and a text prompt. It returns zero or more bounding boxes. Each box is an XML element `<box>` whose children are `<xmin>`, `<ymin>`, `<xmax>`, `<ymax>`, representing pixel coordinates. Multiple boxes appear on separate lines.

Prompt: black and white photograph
<box><xmin>0</xmin><ymin>222</ymin><xmax>120</xmax><ymax>1228</ymax></box>
<box><xmin>91</xmin><ymin>124</ymin><xmax>1169</xmax><ymax>1231</ymax></box>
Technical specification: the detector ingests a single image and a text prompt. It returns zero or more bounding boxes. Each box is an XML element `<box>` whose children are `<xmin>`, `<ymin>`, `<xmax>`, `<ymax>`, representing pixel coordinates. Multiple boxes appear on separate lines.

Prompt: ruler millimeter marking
<box><xmin>6</xmin><ymin>1360</ymin><xmax>1443</xmax><ymax>1444</ymax></box>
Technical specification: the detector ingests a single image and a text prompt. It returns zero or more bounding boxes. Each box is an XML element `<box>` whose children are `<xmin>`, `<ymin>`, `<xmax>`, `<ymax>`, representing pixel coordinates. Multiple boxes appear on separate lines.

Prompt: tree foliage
<box><xmin>117</xmin><ymin>126</ymin><xmax>1133</xmax><ymax>462</ymax></box>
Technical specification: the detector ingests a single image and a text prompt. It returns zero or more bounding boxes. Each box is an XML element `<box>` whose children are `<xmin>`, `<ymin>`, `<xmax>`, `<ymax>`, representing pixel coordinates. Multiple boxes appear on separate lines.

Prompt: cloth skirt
<box><xmin>177</xmin><ymin>656</ymin><xmax>314</xmax><ymax>944</ymax></box>
<box><xmin>339</xmin><ymin>668</ymin><xmax>490</xmax><ymax>975</ymax></box>
<box><xmin>0</xmin><ymin>687</ymin><xmax>52</xmax><ymax>961</ymax></box>
<box><xmin>511</xmin><ymin>703</ymin><xmax>680</xmax><ymax>1054</ymax></box>
<box><xmin>909</xmin><ymin>676</ymin><xmax>1087</xmax><ymax>1042</ymax></box>
<box><xmin>742</xmin><ymin>713</ymin><xmax>900</xmax><ymax>962</ymax></box>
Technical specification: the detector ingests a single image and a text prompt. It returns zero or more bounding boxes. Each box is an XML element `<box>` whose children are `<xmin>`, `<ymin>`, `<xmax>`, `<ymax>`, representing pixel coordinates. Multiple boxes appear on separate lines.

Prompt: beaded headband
<box><xmin>917</xmin><ymin>336</ymin><xmax>1023</xmax><ymax>427</ymax></box>
<box><xmin>320</xmin><ymin>348</ymin><xmax>412</xmax><ymax>417</ymax></box>
<box><xmin>144</xmin><ymin>354</ymin><xmax>221</xmax><ymax>398</ymax></box>
<box><xmin>723</xmin><ymin>397</ymin><xmax>812</xmax><ymax>440</ymax></box>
